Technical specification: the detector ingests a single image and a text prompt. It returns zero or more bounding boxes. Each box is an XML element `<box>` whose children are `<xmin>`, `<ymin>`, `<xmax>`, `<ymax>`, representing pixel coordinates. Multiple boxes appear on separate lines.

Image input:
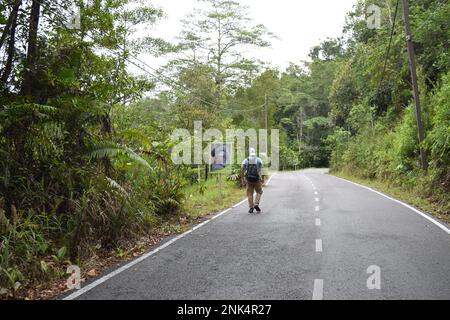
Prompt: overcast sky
<box><xmin>145</xmin><ymin>0</ymin><xmax>357</xmax><ymax>71</ymax></box>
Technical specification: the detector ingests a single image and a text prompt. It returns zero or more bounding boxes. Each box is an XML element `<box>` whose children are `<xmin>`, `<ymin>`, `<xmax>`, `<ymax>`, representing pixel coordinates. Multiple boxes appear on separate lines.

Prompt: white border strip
<box><xmin>333</xmin><ymin>175</ymin><xmax>450</xmax><ymax>234</ymax></box>
<box><xmin>63</xmin><ymin>174</ymin><xmax>276</xmax><ymax>300</ymax></box>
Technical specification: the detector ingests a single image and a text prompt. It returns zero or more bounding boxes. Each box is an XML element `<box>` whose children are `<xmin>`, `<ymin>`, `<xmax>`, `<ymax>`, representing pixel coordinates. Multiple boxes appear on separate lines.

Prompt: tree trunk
<box><xmin>102</xmin><ymin>111</ymin><xmax>114</xmax><ymax>176</ymax></box>
<box><xmin>22</xmin><ymin>0</ymin><xmax>41</xmax><ymax>97</ymax></box>
<box><xmin>0</xmin><ymin>0</ymin><xmax>21</xmax><ymax>88</ymax></box>
<box><xmin>0</xmin><ymin>0</ymin><xmax>22</xmax><ymax>52</ymax></box>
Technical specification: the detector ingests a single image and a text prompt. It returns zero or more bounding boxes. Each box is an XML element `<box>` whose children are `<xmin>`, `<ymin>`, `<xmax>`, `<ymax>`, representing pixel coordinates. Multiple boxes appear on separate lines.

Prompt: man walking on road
<box><xmin>242</xmin><ymin>148</ymin><xmax>264</xmax><ymax>214</ymax></box>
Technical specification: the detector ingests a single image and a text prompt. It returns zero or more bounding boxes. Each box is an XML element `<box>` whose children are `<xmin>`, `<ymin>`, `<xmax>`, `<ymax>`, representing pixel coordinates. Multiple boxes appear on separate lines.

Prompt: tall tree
<box><xmin>0</xmin><ymin>0</ymin><xmax>22</xmax><ymax>89</ymax></box>
<box><xmin>22</xmin><ymin>0</ymin><xmax>41</xmax><ymax>96</ymax></box>
<box><xmin>175</xmin><ymin>0</ymin><xmax>274</xmax><ymax>106</ymax></box>
<box><xmin>0</xmin><ymin>0</ymin><xmax>21</xmax><ymax>52</ymax></box>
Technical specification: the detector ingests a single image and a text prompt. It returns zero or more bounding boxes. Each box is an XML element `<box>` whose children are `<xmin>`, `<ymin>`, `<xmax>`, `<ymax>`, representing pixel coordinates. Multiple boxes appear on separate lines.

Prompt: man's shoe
<box><xmin>254</xmin><ymin>205</ymin><xmax>261</xmax><ymax>213</ymax></box>
<box><xmin>248</xmin><ymin>208</ymin><xmax>254</xmax><ymax>213</ymax></box>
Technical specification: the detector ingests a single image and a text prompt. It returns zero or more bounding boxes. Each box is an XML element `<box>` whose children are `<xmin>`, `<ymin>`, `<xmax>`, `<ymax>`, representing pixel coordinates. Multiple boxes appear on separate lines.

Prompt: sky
<box><xmin>144</xmin><ymin>0</ymin><xmax>357</xmax><ymax>71</ymax></box>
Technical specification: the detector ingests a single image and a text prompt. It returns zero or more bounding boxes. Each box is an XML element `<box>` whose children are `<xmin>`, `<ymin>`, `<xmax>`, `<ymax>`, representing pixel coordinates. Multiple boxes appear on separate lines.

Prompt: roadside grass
<box><xmin>11</xmin><ymin>177</ymin><xmax>250</xmax><ymax>300</ymax></box>
<box><xmin>182</xmin><ymin>176</ymin><xmax>245</xmax><ymax>219</ymax></box>
<box><xmin>331</xmin><ymin>171</ymin><xmax>450</xmax><ymax>224</ymax></box>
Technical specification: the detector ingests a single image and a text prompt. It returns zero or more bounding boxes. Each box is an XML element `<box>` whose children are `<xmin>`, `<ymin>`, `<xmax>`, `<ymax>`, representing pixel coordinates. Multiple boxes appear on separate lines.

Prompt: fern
<box><xmin>89</xmin><ymin>143</ymin><xmax>153</xmax><ymax>170</ymax></box>
<box><xmin>116</xmin><ymin>129</ymin><xmax>152</xmax><ymax>148</ymax></box>
<box><xmin>0</xmin><ymin>103</ymin><xmax>59</xmax><ymax>121</ymax></box>
<box><xmin>106</xmin><ymin>177</ymin><xmax>129</xmax><ymax>197</ymax></box>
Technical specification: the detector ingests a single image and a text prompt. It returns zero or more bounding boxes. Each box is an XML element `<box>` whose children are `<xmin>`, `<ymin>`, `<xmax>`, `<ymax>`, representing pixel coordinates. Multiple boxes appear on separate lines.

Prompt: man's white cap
<box><xmin>249</xmin><ymin>148</ymin><xmax>256</xmax><ymax>157</ymax></box>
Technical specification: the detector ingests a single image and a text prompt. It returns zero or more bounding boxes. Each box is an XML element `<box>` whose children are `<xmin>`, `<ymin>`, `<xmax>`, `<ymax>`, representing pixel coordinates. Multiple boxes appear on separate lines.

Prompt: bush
<box><xmin>426</xmin><ymin>72</ymin><xmax>450</xmax><ymax>185</ymax></box>
<box><xmin>0</xmin><ymin>101</ymin><xmax>187</xmax><ymax>297</ymax></box>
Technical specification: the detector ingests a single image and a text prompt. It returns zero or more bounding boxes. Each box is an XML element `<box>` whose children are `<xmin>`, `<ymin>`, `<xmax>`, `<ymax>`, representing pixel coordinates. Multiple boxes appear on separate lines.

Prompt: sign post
<box><xmin>210</xmin><ymin>143</ymin><xmax>232</xmax><ymax>204</ymax></box>
<box><xmin>218</xmin><ymin>173</ymin><xmax>222</xmax><ymax>203</ymax></box>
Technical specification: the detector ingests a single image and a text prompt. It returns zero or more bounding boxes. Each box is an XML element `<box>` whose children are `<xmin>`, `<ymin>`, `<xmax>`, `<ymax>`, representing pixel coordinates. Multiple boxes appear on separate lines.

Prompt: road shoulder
<box><xmin>329</xmin><ymin>172</ymin><xmax>450</xmax><ymax>228</ymax></box>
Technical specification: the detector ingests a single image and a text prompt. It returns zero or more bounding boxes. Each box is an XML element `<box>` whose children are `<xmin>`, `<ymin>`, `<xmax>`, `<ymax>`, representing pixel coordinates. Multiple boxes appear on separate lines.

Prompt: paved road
<box><xmin>65</xmin><ymin>169</ymin><xmax>450</xmax><ymax>300</ymax></box>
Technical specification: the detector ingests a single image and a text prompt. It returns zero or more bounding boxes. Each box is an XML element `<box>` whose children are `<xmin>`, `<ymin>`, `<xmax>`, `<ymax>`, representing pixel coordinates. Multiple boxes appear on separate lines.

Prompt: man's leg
<box><xmin>247</xmin><ymin>182</ymin><xmax>255</xmax><ymax>209</ymax></box>
<box><xmin>254</xmin><ymin>181</ymin><xmax>263</xmax><ymax>207</ymax></box>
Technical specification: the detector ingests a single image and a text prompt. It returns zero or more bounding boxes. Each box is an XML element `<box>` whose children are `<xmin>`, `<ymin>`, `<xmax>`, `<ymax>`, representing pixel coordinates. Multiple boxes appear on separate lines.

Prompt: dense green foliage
<box><xmin>0</xmin><ymin>0</ymin><xmax>183</xmax><ymax>296</ymax></box>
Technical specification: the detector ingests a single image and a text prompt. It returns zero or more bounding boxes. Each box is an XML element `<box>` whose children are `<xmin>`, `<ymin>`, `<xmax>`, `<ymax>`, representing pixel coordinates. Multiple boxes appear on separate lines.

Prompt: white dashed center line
<box><xmin>315</xmin><ymin>218</ymin><xmax>321</xmax><ymax>226</ymax></box>
<box><xmin>308</xmin><ymin>178</ymin><xmax>324</xmax><ymax>299</ymax></box>
<box><xmin>312</xmin><ymin>279</ymin><xmax>324</xmax><ymax>300</ymax></box>
<box><xmin>315</xmin><ymin>239</ymin><xmax>322</xmax><ymax>252</ymax></box>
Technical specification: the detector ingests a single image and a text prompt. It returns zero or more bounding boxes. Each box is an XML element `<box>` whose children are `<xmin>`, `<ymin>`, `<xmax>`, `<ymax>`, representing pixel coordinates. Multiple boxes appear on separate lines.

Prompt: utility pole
<box><xmin>296</xmin><ymin>112</ymin><xmax>303</xmax><ymax>154</ymax></box>
<box><xmin>402</xmin><ymin>0</ymin><xmax>428</xmax><ymax>172</ymax></box>
<box><xmin>264</xmin><ymin>94</ymin><xmax>269</xmax><ymax>168</ymax></box>
<box><xmin>264</xmin><ymin>94</ymin><xmax>268</xmax><ymax>130</ymax></box>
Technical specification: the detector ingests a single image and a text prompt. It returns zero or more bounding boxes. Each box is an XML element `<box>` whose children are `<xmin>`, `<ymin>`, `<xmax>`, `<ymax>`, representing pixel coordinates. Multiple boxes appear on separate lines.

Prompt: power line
<box><xmin>375</xmin><ymin>0</ymin><xmax>400</xmax><ymax>94</ymax></box>
<box><xmin>45</xmin><ymin>1</ymin><xmax>214</xmax><ymax>106</ymax></box>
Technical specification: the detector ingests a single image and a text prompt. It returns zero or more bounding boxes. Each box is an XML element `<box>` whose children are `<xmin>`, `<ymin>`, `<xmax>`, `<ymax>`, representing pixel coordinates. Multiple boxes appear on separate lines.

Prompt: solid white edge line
<box><xmin>63</xmin><ymin>196</ymin><xmax>250</xmax><ymax>300</ymax></box>
<box><xmin>265</xmin><ymin>173</ymin><xmax>276</xmax><ymax>186</ymax></box>
<box><xmin>332</xmin><ymin>175</ymin><xmax>450</xmax><ymax>235</ymax></box>
<box><xmin>312</xmin><ymin>279</ymin><xmax>324</xmax><ymax>300</ymax></box>
<box><xmin>232</xmin><ymin>199</ymin><xmax>247</xmax><ymax>208</ymax></box>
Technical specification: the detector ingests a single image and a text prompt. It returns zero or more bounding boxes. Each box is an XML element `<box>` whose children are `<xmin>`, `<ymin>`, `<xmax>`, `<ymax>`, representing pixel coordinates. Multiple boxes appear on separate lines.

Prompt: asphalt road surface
<box><xmin>64</xmin><ymin>169</ymin><xmax>450</xmax><ymax>300</ymax></box>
